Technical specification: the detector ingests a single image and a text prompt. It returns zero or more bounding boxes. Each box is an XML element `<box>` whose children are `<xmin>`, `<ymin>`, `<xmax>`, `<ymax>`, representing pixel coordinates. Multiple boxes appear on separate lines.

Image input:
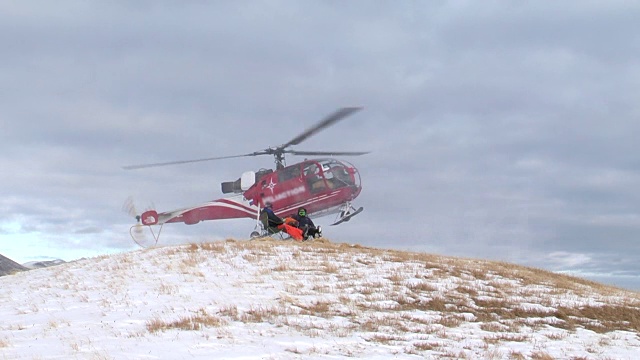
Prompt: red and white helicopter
<box><xmin>123</xmin><ymin>107</ymin><xmax>368</xmax><ymax>247</ymax></box>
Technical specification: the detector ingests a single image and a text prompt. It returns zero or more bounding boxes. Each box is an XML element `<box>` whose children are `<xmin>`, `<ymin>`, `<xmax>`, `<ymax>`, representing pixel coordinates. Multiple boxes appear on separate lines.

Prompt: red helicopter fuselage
<box><xmin>246</xmin><ymin>158</ymin><xmax>362</xmax><ymax>218</ymax></box>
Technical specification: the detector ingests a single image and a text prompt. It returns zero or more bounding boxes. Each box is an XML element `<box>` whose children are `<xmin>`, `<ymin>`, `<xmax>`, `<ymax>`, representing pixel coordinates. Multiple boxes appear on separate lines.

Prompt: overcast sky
<box><xmin>2</xmin><ymin>1</ymin><xmax>639</xmax><ymax>290</ymax></box>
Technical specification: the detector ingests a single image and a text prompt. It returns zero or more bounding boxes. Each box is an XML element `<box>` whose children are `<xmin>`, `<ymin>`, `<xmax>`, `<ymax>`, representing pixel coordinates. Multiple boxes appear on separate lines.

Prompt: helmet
<box><xmin>264</xmin><ymin>202</ymin><xmax>273</xmax><ymax>208</ymax></box>
<box><xmin>298</xmin><ymin>207</ymin><xmax>307</xmax><ymax>217</ymax></box>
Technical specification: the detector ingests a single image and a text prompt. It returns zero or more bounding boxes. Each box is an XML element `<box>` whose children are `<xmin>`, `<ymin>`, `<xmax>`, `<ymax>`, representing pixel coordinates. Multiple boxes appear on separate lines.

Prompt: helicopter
<box><xmin>123</xmin><ymin>107</ymin><xmax>368</xmax><ymax>247</ymax></box>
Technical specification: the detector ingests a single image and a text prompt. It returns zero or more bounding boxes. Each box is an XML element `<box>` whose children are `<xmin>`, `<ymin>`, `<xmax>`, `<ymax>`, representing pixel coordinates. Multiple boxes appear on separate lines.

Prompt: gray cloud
<box><xmin>2</xmin><ymin>1</ymin><xmax>640</xmax><ymax>290</ymax></box>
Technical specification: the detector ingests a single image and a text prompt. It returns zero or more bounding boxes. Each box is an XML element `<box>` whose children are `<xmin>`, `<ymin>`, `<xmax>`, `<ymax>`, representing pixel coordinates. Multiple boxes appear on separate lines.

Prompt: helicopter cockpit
<box><xmin>302</xmin><ymin>159</ymin><xmax>360</xmax><ymax>193</ymax></box>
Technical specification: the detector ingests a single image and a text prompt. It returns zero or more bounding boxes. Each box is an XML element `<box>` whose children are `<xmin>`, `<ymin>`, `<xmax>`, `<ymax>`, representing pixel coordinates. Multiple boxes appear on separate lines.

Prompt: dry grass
<box><xmin>321</xmin><ymin>261</ymin><xmax>339</xmax><ymax>273</ymax></box>
<box><xmin>555</xmin><ymin>304</ymin><xmax>640</xmax><ymax>332</ymax></box>
<box><xmin>272</xmin><ymin>262</ymin><xmax>290</xmax><ymax>272</ymax></box>
<box><xmin>146</xmin><ymin>308</ymin><xmax>226</xmax><ymax>333</ymax></box>
<box><xmin>407</xmin><ymin>281</ymin><xmax>438</xmax><ymax>292</ymax></box>
<box><xmin>412</xmin><ymin>341</ymin><xmax>443</xmax><ymax>351</ymax></box>
<box><xmin>437</xmin><ymin>315</ymin><xmax>464</xmax><ymax>327</ymax></box>
<box><xmin>239</xmin><ymin>305</ymin><xmax>289</xmax><ymax>323</ymax></box>
<box><xmin>156</xmin><ymin>282</ymin><xmax>178</xmax><ymax>295</ymax></box>
<box><xmin>530</xmin><ymin>351</ymin><xmax>554</xmax><ymax>360</ymax></box>
<box><xmin>218</xmin><ymin>305</ymin><xmax>239</xmax><ymax>319</ymax></box>
<box><xmin>297</xmin><ymin>300</ymin><xmax>332</xmax><ymax>316</ymax></box>
<box><xmin>480</xmin><ymin>322</ymin><xmax>507</xmax><ymax>332</ymax></box>
<box><xmin>483</xmin><ymin>333</ymin><xmax>530</xmax><ymax>344</ymax></box>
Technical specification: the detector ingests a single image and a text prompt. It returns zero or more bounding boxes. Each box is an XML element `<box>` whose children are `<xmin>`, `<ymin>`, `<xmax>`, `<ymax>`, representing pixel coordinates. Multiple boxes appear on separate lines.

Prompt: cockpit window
<box><xmin>303</xmin><ymin>162</ymin><xmax>320</xmax><ymax>177</ymax></box>
<box><xmin>302</xmin><ymin>159</ymin><xmax>356</xmax><ymax>192</ymax></box>
<box><xmin>317</xmin><ymin>159</ymin><xmax>354</xmax><ymax>188</ymax></box>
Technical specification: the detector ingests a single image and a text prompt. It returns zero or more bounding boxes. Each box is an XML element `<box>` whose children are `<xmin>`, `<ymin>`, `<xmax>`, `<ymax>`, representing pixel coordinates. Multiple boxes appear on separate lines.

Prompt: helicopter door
<box><xmin>303</xmin><ymin>161</ymin><xmax>327</xmax><ymax>194</ymax></box>
<box><xmin>273</xmin><ymin>164</ymin><xmax>306</xmax><ymax>204</ymax></box>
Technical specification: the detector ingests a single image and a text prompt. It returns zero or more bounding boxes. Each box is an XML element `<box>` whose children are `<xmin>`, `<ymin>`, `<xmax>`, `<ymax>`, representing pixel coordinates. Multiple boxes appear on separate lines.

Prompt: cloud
<box><xmin>545</xmin><ymin>251</ymin><xmax>592</xmax><ymax>268</ymax></box>
<box><xmin>2</xmin><ymin>1</ymin><xmax>640</xmax><ymax>290</ymax></box>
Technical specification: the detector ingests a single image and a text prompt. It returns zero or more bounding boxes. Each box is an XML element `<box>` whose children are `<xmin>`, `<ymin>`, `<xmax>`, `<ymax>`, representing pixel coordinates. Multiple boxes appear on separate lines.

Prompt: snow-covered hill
<box><xmin>21</xmin><ymin>259</ymin><xmax>66</xmax><ymax>270</ymax></box>
<box><xmin>1</xmin><ymin>239</ymin><xmax>639</xmax><ymax>359</ymax></box>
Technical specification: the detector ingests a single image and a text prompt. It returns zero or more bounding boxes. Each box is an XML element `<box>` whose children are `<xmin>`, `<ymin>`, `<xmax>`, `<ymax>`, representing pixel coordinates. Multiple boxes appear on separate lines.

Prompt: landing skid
<box><xmin>331</xmin><ymin>206</ymin><xmax>364</xmax><ymax>226</ymax></box>
<box><xmin>129</xmin><ymin>224</ymin><xmax>163</xmax><ymax>248</ymax></box>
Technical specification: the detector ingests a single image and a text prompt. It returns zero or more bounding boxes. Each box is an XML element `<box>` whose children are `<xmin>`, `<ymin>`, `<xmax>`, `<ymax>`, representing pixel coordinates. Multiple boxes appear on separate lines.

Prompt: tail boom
<box><xmin>141</xmin><ymin>196</ymin><xmax>257</xmax><ymax>226</ymax></box>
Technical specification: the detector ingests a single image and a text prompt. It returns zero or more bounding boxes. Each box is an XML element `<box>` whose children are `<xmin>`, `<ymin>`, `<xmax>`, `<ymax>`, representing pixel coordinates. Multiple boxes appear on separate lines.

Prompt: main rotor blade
<box><xmin>286</xmin><ymin>150</ymin><xmax>370</xmax><ymax>157</ymax></box>
<box><xmin>122</xmin><ymin>153</ymin><xmax>264</xmax><ymax>170</ymax></box>
<box><xmin>282</xmin><ymin>107</ymin><xmax>362</xmax><ymax>148</ymax></box>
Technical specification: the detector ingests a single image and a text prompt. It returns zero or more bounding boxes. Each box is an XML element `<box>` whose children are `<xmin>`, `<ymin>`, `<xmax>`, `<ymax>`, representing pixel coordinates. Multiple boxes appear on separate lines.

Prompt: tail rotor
<box><xmin>122</xmin><ymin>196</ymin><xmax>157</xmax><ymax>248</ymax></box>
<box><xmin>122</xmin><ymin>196</ymin><xmax>140</xmax><ymax>221</ymax></box>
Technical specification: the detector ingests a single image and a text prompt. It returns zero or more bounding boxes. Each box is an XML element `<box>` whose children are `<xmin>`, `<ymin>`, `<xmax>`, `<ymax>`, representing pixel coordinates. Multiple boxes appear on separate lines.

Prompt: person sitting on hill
<box><xmin>292</xmin><ymin>207</ymin><xmax>322</xmax><ymax>240</ymax></box>
<box><xmin>259</xmin><ymin>202</ymin><xmax>304</xmax><ymax>241</ymax></box>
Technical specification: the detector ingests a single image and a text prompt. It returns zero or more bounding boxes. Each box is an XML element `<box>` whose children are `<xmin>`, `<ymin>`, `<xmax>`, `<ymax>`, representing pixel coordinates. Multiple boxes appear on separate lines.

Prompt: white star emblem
<box><xmin>266</xmin><ymin>179</ymin><xmax>277</xmax><ymax>193</ymax></box>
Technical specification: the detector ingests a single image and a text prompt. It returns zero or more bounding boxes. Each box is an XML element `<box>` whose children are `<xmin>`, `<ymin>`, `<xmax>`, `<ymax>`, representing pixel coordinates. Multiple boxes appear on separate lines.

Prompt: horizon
<box><xmin>3</xmin><ymin>236</ymin><xmax>640</xmax><ymax>293</ymax></box>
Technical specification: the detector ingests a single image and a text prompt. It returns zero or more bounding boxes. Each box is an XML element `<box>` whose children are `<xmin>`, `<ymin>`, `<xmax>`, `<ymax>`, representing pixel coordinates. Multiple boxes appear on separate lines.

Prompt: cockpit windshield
<box><xmin>303</xmin><ymin>159</ymin><xmax>356</xmax><ymax>193</ymax></box>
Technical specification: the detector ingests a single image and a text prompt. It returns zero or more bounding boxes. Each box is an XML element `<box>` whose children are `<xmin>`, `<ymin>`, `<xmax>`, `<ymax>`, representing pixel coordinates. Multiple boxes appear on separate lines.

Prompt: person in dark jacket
<box><xmin>260</xmin><ymin>202</ymin><xmax>283</xmax><ymax>230</ymax></box>
<box><xmin>292</xmin><ymin>207</ymin><xmax>322</xmax><ymax>240</ymax></box>
<box><xmin>260</xmin><ymin>202</ymin><xmax>303</xmax><ymax>241</ymax></box>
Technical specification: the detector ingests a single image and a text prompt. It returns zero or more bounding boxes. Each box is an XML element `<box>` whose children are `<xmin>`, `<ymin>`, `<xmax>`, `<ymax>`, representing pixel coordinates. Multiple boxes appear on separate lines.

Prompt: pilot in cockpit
<box><xmin>305</xmin><ymin>163</ymin><xmax>324</xmax><ymax>192</ymax></box>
